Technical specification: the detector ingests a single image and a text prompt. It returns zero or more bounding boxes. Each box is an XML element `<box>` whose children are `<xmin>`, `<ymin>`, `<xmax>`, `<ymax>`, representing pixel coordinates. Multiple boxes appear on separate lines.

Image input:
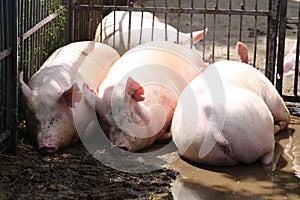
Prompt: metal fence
<box><xmin>0</xmin><ymin>0</ymin><xmax>66</xmax><ymax>154</ymax></box>
<box><xmin>0</xmin><ymin>0</ymin><xmax>299</xmax><ymax>154</ymax></box>
<box><xmin>277</xmin><ymin>0</ymin><xmax>300</xmax><ymax>102</ymax></box>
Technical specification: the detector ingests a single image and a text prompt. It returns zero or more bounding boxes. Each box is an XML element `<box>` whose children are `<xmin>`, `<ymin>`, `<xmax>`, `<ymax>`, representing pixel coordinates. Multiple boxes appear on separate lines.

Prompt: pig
<box><xmin>95</xmin><ymin>11</ymin><xmax>213</xmax><ymax>63</ymax></box>
<box><xmin>20</xmin><ymin>41</ymin><xmax>120</xmax><ymax>153</ymax></box>
<box><xmin>283</xmin><ymin>41</ymin><xmax>300</xmax><ymax>76</ymax></box>
<box><xmin>171</xmin><ymin>60</ymin><xmax>290</xmax><ymax>166</ymax></box>
<box><xmin>83</xmin><ymin>41</ymin><xmax>207</xmax><ymax>152</ymax></box>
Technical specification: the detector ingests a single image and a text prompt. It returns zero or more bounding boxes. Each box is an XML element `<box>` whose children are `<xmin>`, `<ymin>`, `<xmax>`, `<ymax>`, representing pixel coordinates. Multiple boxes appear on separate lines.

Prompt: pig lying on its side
<box><xmin>171</xmin><ymin>60</ymin><xmax>290</xmax><ymax>166</ymax></box>
<box><xmin>83</xmin><ymin>41</ymin><xmax>207</xmax><ymax>152</ymax></box>
<box><xmin>284</xmin><ymin>41</ymin><xmax>300</xmax><ymax>76</ymax></box>
<box><xmin>95</xmin><ymin>11</ymin><xmax>212</xmax><ymax>63</ymax></box>
<box><xmin>20</xmin><ymin>41</ymin><xmax>120</xmax><ymax>153</ymax></box>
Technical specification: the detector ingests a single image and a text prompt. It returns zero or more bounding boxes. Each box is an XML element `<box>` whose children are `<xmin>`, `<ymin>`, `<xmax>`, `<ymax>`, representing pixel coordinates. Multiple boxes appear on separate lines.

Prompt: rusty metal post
<box><xmin>276</xmin><ymin>0</ymin><xmax>288</xmax><ymax>95</ymax></box>
<box><xmin>4</xmin><ymin>0</ymin><xmax>18</xmax><ymax>155</ymax></box>
<box><xmin>265</xmin><ymin>0</ymin><xmax>280</xmax><ymax>84</ymax></box>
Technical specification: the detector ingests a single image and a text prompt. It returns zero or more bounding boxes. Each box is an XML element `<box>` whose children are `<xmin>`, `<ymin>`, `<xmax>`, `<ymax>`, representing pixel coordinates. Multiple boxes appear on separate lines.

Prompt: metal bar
<box><xmin>73</xmin><ymin>5</ymin><xmax>272</xmax><ymax>16</ymax></box>
<box><xmin>4</xmin><ymin>0</ymin><xmax>18</xmax><ymax>155</ymax></box>
<box><xmin>293</xmin><ymin>1</ymin><xmax>300</xmax><ymax>97</ymax></box>
<box><xmin>227</xmin><ymin>0</ymin><xmax>232</xmax><ymax>60</ymax></box>
<box><xmin>0</xmin><ymin>48</ymin><xmax>12</xmax><ymax>60</ymax></box>
<box><xmin>253</xmin><ymin>0</ymin><xmax>258</xmax><ymax>67</ymax></box>
<box><xmin>283</xmin><ymin>95</ymin><xmax>300</xmax><ymax>102</ymax></box>
<box><xmin>276</xmin><ymin>0</ymin><xmax>288</xmax><ymax>95</ymax></box>
<box><xmin>265</xmin><ymin>0</ymin><xmax>280</xmax><ymax>83</ymax></box>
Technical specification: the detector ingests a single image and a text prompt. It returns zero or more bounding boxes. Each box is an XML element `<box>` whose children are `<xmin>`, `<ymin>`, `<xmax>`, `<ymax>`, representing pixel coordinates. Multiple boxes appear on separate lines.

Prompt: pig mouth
<box><xmin>38</xmin><ymin>143</ymin><xmax>59</xmax><ymax>154</ymax></box>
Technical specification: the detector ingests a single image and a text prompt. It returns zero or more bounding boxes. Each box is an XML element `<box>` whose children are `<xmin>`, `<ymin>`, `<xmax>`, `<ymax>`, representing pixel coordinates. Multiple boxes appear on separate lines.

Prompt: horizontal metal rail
<box><xmin>73</xmin><ymin>5</ymin><xmax>272</xmax><ymax>16</ymax></box>
<box><xmin>0</xmin><ymin>48</ymin><xmax>12</xmax><ymax>60</ymax></box>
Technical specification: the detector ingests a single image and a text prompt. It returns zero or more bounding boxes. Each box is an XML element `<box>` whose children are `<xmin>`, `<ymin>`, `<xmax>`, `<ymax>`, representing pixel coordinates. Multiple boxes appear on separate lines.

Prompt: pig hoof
<box><xmin>260</xmin><ymin>150</ymin><xmax>274</xmax><ymax>165</ymax></box>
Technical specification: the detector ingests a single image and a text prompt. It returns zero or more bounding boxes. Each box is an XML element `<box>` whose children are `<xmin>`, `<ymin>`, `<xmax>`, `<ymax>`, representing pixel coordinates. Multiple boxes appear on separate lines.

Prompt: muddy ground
<box><xmin>1</xmin><ymin>0</ymin><xmax>300</xmax><ymax>199</ymax></box>
<box><xmin>0</xmin><ymin>139</ymin><xmax>178</xmax><ymax>199</ymax></box>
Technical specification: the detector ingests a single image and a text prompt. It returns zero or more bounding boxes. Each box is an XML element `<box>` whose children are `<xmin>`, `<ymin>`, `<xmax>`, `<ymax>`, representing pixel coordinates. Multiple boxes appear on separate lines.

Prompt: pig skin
<box><xmin>171</xmin><ymin>60</ymin><xmax>290</xmax><ymax>166</ymax></box>
<box><xmin>20</xmin><ymin>41</ymin><xmax>120</xmax><ymax>153</ymax></box>
<box><xmin>83</xmin><ymin>41</ymin><xmax>207</xmax><ymax>152</ymax></box>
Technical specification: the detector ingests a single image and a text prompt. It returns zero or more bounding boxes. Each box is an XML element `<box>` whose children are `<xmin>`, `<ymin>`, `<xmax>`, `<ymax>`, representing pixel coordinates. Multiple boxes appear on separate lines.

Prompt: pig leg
<box><xmin>260</xmin><ymin>148</ymin><xmax>274</xmax><ymax>165</ymax></box>
<box><xmin>266</xmin><ymin>92</ymin><xmax>290</xmax><ymax>133</ymax></box>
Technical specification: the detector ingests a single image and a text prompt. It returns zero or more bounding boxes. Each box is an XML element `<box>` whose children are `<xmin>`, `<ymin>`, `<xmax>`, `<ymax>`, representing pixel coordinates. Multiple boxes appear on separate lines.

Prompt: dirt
<box><xmin>1</xmin><ymin>0</ymin><xmax>300</xmax><ymax>199</ymax></box>
<box><xmin>0</xmin><ymin>140</ymin><xmax>177</xmax><ymax>199</ymax></box>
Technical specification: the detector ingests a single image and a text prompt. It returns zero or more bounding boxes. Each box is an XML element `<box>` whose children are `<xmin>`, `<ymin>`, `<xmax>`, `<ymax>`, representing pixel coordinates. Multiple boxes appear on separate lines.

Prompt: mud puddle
<box><xmin>169</xmin><ymin>115</ymin><xmax>300</xmax><ymax>200</ymax></box>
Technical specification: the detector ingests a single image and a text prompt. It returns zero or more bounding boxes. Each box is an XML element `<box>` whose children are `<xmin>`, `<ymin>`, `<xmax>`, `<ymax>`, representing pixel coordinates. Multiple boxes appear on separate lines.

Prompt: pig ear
<box><xmin>82</xmin><ymin>82</ymin><xmax>102</xmax><ymax>112</ymax></box>
<box><xmin>192</xmin><ymin>28</ymin><xmax>208</xmax><ymax>44</ymax></box>
<box><xmin>19</xmin><ymin>71</ymin><xmax>40</xmax><ymax>110</ymax></box>
<box><xmin>125</xmin><ymin>77</ymin><xmax>145</xmax><ymax>102</ymax></box>
<box><xmin>237</xmin><ymin>41</ymin><xmax>249</xmax><ymax>64</ymax></box>
<box><xmin>61</xmin><ymin>84</ymin><xmax>82</xmax><ymax>108</ymax></box>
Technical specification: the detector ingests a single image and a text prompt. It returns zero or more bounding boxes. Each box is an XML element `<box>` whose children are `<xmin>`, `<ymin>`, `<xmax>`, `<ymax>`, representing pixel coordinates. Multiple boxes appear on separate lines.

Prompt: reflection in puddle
<box><xmin>170</xmin><ymin>118</ymin><xmax>300</xmax><ymax>199</ymax></box>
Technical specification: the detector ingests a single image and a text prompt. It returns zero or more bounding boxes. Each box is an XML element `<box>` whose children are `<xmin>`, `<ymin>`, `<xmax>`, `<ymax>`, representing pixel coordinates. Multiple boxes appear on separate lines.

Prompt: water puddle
<box><xmin>169</xmin><ymin>115</ymin><xmax>300</xmax><ymax>200</ymax></box>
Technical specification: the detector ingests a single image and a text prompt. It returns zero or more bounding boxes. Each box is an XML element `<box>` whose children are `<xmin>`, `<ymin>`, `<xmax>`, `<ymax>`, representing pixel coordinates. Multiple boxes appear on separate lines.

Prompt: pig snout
<box><xmin>38</xmin><ymin>142</ymin><xmax>59</xmax><ymax>154</ymax></box>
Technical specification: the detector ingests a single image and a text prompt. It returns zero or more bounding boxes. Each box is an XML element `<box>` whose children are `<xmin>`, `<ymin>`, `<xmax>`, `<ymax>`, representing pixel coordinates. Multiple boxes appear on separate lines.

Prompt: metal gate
<box><xmin>0</xmin><ymin>0</ymin><xmax>66</xmax><ymax>154</ymax></box>
<box><xmin>1</xmin><ymin>0</ymin><xmax>299</xmax><ymax>154</ymax></box>
<box><xmin>276</xmin><ymin>0</ymin><xmax>300</xmax><ymax>102</ymax></box>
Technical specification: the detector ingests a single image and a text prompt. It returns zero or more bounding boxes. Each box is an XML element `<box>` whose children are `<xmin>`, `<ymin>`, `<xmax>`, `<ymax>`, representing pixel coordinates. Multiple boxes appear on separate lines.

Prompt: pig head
<box><xmin>20</xmin><ymin>68</ymin><xmax>79</xmax><ymax>153</ymax></box>
<box><xmin>20</xmin><ymin>41</ymin><xmax>120</xmax><ymax>153</ymax></box>
<box><xmin>83</xmin><ymin>41</ymin><xmax>206</xmax><ymax>152</ymax></box>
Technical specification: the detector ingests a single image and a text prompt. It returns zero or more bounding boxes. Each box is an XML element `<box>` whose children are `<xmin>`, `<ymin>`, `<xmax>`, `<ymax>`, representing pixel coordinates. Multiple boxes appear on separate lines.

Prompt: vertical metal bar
<box><xmin>212</xmin><ymin>0</ymin><xmax>218</xmax><ymax>61</ymax></box>
<box><xmin>203</xmin><ymin>0</ymin><xmax>207</xmax><ymax>61</ymax></box>
<box><xmin>165</xmin><ymin>0</ymin><xmax>168</xmax><ymax>41</ymax></box>
<box><xmin>239</xmin><ymin>0</ymin><xmax>245</xmax><ymax>41</ymax></box>
<box><xmin>227</xmin><ymin>0</ymin><xmax>232</xmax><ymax>60</ymax></box>
<box><xmin>253</xmin><ymin>0</ymin><xmax>258</xmax><ymax>67</ymax></box>
<box><xmin>0</xmin><ymin>0</ymin><xmax>4</xmax><ymax>133</ymax></box>
<box><xmin>265</xmin><ymin>0</ymin><xmax>280</xmax><ymax>83</ymax></box>
<box><xmin>276</xmin><ymin>0</ymin><xmax>287</xmax><ymax>94</ymax></box>
<box><xmin>139</xmin><ymin>11</ymin><xmax>144</xmax><ymax>45</ymax></box>
<box><xmin>5</xmin><ymin>0</ymin><xmax>18</xmax><ymax>155</ymax></box>
<box><xmin>176</xmin><ymin>0</ymin><xmax>180</xmax><ymax>44</ymax></box>
<box><xmin>190</xmin><ymin>0</ymin><xmax>194</xmax><ymax>49</ymax></box>
<box><xmin>127</xmin><ymin>7</ymin><xmax>132</xmax><ymax>50</ymax></box>
<box><xmin>65</xmin><ymin>0</ymin><xmax>72</xmax><ymax>43</ymax></box>
<box><xmin>151</xmin><ymin>0</ymin><xmax>156</xmax><ymax>41</ymax></box>
<box><xmin>293</xmin><ymin>1</ymin><xmax>300</xmax><ymax>96</ymax></box>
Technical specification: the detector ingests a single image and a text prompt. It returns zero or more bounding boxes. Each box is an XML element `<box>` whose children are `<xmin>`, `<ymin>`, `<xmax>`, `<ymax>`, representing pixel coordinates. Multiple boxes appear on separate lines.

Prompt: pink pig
<box><xmin>83</xmin><ymin>41</ymin><xmax>207</xmax><ymax>152</ymax></box>
<box><xmin>20</xmin><ymin>41</ymin><xmax>120</xmax><ymax>153</ymax></box>
<box><xmin>283</xmin><ymin>41</ymin><xmax>300</xmax><ymax>76</ymax></box>
<box><xmin>171</xmin><ymin>60</ymin><xmax>290</xmax><ymax>166</ymax></box>
<box><xmin>95</xmin><ymin>11</ymin><xmax>213</xmax><ymax>63</ymax></box>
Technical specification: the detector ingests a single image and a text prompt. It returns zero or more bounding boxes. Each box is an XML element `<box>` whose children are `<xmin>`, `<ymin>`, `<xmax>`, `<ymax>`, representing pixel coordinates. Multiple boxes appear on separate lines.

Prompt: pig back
<box><xmin>97</xmin><ymin>41</ymin><xmax>207</xmax><ymax>97</ymax></box>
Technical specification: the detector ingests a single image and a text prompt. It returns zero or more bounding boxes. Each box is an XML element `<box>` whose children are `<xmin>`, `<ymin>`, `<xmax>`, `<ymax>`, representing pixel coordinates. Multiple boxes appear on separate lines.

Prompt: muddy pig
<box><xmin>83</xmin><ymin>41</ymin><xmax>207</xmax><ymax>152</ymax></box>
<box><xmin>20</xmin><ymin>41</ymin><xmax>120</xmax><ymax>153</ymax></box>
<box><xmin>95</xmin><ymin>11</ymin><xmax>213</xmax><ymax>63</ymax></box>
<box><xmin>171</xmin><ymin>60</ymin><xmax>290</xmax><ymax>166</ymax></box>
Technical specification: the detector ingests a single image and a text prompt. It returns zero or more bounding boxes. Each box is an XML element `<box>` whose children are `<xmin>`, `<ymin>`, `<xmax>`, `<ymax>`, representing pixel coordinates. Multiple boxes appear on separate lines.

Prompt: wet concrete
<box><xmin>169</xmin><ymin>115</ymin><xmax>300</xmax><ymax>200</ymax></box>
